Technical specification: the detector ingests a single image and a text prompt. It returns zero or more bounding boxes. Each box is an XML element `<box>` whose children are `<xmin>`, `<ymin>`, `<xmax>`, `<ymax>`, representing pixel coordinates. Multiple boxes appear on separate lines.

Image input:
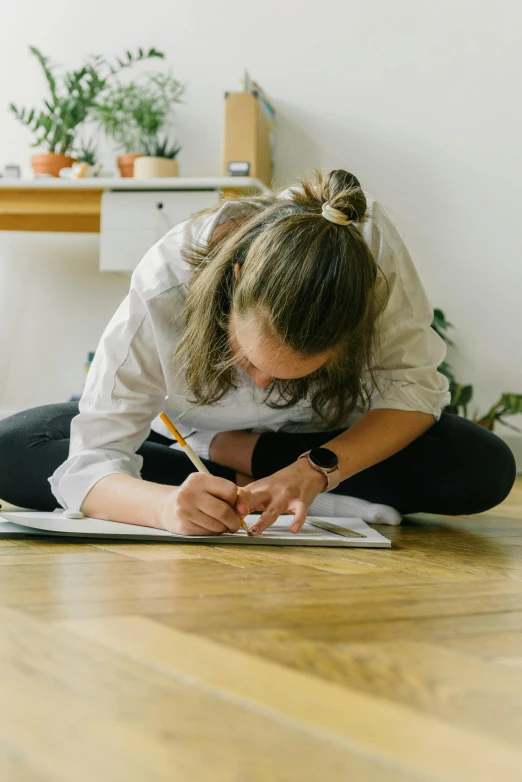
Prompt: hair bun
<box><xmin>282</xmin><ymin>168</ymin><xmax>367</xmax><ymax>225</ymax></box>
<box><xmin>324</xmin><ymin>169</ymin><xmax>366</xmax><ymax>223</ymax></box>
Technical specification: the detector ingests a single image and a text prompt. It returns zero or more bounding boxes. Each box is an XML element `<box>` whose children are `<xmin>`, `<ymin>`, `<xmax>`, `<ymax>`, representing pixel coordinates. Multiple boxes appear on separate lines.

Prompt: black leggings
<box><xmin>0</xmin><ymin>402</ymin><xmax>516</xmax><ymax>516</ymax></box>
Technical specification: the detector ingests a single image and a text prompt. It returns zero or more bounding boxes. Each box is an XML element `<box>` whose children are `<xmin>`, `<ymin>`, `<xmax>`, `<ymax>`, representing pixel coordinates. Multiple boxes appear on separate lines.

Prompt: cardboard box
<box><xmin>222</xmin><ymin>92</ymin><xmax>273</xmax><ymax>186</ymax></box>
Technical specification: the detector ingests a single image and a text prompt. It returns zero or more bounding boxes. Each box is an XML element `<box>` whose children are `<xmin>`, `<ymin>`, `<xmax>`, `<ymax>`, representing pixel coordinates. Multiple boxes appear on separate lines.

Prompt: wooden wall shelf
<box><xmin>0</xmin><ymin>177</ymin><xmax>265</xmax><ymax>233</ymax></box>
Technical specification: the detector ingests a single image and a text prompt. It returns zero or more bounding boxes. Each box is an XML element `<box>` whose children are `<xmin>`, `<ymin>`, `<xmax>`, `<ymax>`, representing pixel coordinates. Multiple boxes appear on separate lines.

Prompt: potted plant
<box><xmin>75</xmin><ymin>136</ymin><xmax>98</xmax><ymax>167</ymax></box>
<box><xmin>9</xmin><ymin>46</ymin><xmax>164</xmax><ymax>177</ymax></box>
<box><xmin>93</xmin><ymin>72</ymin><xmax>184</xmax><ymax>177</ymax></box>
<box><xmin>134</xmin><ymin>134</ymin><xmax>181</xmax><ymax>178</ymax></box>
<box><xmin>432</xmin><ymin>308</ymin><xmax>522</xmax><ymax>431</ymax></box>
<box><xmin>59</xmin><ymin>136</ymin><xmax>103</xmax><ymax>179</ymax></box>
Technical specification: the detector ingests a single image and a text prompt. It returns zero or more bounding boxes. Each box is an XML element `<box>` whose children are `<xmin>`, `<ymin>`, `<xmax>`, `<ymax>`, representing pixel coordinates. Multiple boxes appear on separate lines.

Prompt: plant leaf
<box><xmin>29</xmin><ymin>46</ymin><xmax>59</xmax><ymax>105</ymax></box>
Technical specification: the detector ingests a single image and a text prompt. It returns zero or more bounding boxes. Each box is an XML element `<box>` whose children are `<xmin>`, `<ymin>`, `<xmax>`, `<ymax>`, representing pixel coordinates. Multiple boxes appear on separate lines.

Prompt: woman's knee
<box><xmin>450</xmin><ymin>420</ymin><xmax>517</xmax><ymax>513</ymax></box>
<box><xmin>476</xmin><ymin>432</ymin><xmax>517</xmax><ymax>511</ymax></box>
<box><xmin>0</xmin><ymin>409</ymin><xmax>35</xmax><ymax>502</ymax></box>
<box><xmin>0</xmin><ymin>407</ymin><xmax>38</xmax><ymax>455</ymax></box>
<box><xmin>0</xmin><ymin>403</ymin><xmax>78</xmax><ymax>505</ymax></box>
<box><xmin>0</xmin><ymin>403</ymin><xmax>76</xmax><ymax>449</ymax></box>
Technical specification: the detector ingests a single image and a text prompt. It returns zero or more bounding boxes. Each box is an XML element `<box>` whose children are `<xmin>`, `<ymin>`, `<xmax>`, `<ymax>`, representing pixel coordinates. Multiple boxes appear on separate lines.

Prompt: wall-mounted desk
<box><xmin>0</xmin><ymin>177</ymin><xmax>266</xmax><ymax>271</ymax></box>
<box><xmin>0</xmin><ymin>177</ymin><xmax>265</xmax><ymax>233</ymax></box>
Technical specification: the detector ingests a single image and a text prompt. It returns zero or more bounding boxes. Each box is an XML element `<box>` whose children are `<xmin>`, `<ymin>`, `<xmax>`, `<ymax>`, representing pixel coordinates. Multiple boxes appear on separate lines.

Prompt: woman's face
<box><xmin>228</xmin><ymin>309</ymin><xmax>333</xmax><ymax>388</ymax></box>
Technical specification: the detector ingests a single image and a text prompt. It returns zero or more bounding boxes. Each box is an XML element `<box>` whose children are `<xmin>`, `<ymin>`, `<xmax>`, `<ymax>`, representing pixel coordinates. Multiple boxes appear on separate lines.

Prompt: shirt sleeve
<box><xmin>366</xmin><ymin>218</ymin><xmax>451</xmax><ymax>420</ymax></box>
<box><xmin>49</xmin><ymin>286</ymin><xmax>167</xmax><ymax>511</ymax></box>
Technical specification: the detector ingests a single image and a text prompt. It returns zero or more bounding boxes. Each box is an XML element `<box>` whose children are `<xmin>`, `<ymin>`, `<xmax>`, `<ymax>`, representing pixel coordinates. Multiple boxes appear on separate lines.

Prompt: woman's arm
<box><xmin>234</xmin><ymin>408</ymin><xmax>435</xmax><ymax>535</ymax></box>
<box><xmin>82</xmin><ymin>472</ymin><xmax>249</xmax><ymax>536</ymax></box>
<box><xmin>209</xmin><ymin>407</ymin><xmax>434</xmax><ymax>480</ymax></box>
<box><xmin>325</xmin><ymin>408</ymin><xmax>434</xmax><ymax>478</ymax></box>
<box><xmin>209</xmin><ymin>430</ymin><xmax>261</xmax><ymax>475</ymax></box>
<box><xmin>51</xmin><ymin>255</ymin><xmax>248</xmax><ymax>535</ymax></box>
<box><xmin>82</xmin><ymin>474</ymin><xmax>172</xmax><ymax>528</ymax></box>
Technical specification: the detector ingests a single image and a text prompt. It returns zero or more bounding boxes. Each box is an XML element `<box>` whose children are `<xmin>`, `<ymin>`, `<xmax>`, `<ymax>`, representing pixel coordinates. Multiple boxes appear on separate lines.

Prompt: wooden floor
<box><xmin>1</xmin><ymin>481</ymin><xmax>522</xmax><ymax>781</ymax></box>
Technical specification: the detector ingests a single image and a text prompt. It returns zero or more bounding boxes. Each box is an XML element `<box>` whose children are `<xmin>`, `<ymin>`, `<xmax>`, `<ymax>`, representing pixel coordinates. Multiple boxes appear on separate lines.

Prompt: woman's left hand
<box><xmin>234</xmin><ymin>459</ymin><xmax>327</xmax><ymax>536</ymax></box>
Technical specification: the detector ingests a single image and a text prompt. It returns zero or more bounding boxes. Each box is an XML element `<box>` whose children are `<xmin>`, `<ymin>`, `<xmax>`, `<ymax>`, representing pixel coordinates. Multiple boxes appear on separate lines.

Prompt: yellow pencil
<box><xmin>159</xmin><ymin>412</ymin><xmax>251</xmax><ymax>535</ymax></box>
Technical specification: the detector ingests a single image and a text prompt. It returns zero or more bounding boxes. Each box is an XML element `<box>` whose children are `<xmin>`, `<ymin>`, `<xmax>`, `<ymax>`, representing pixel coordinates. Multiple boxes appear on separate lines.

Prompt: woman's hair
<box><xmin>173</xmin><ymin>169</ymin><xmax>388</xmax><ymax>429</ymax></box>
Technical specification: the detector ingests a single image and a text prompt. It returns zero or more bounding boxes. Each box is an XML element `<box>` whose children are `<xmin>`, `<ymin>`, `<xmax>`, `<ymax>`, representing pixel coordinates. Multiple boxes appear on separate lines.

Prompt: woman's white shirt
<box><xmin>50</xmin><ymin>194</ymin><xmax>450</xmax><ymax>511</ymax></box>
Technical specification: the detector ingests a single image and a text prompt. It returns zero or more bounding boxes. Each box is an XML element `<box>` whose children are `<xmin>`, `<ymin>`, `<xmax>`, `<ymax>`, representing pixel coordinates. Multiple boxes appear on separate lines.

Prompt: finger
<box><xmin>169</xmin><ymin>516</ymin><xmax>228</xmax><ymax>537</ymax></box>
<box><xmin>244</xmin><ymin>482</ymin><xmax>272</xmax><ymax>510</ymax></box>
<box><xmin>234</xmin><ymin>487</ymin><xmax>251</xmax><ymax>519</ymax></box>
<box><xmin>197</xmin><ymin>493</ymin><xmax>242</xmax><ymax>533</ymax></box>
<box><xmin>248</xmin><ymin>504</ymin><xmax>286</xmax><ymax>536</ymax></box>
<box><xmin>289</xmin><ymin>500</ymin><xmax>308</xmax><ymax>534</ymax></box>
<box><xmin>184</xmin><ymin>508</ymin><xmax>230</xmax><ymax>535</ymax></box>
<box><xmin>186</xmin><ymin>472</ymin><xmax>239</xmax><ymax>506</ymax></box>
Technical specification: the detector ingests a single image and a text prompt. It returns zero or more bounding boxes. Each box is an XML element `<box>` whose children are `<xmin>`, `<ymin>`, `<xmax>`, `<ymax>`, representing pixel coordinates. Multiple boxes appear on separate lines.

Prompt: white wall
<box><xmin>1</xmin><ymin>0</ymin><xmax>521</xmax><ymax>421</ymax></box>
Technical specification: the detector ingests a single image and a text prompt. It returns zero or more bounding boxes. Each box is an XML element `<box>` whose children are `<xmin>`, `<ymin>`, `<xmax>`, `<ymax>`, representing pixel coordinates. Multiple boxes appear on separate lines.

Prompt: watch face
<box><xmin>309</xmin><ymin>447</ymin><xmax>338</xmax><ymax>470</ymax></box>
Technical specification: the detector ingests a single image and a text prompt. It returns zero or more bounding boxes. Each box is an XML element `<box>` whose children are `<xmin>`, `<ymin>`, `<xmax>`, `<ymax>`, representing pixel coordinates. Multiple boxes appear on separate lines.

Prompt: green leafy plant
<box><xmin>93</xmin><ymin>72</ymin><xmax>184</xmax><ymax>154</ymax></box>
<box><xmin>9</xmin><ymin>46</ymin><xmax>164</xmax><ymax>155</ymax></box>
<box><xmin>475</xmin><ymin>394</ymin><xmax>522</xmax><ymax>432</ymax></box>
<box><xmin>142</xmin><ymin>134</ymin><xmax>181</xmax><ymax>159</ymax></box>
<box><xmin>432</xmin><ymin>309</ymin><xmax>473</xmax><ymax>416</ymax></box>
<box><xmin>76</xmin><ymin>136</ymin><xmax>98</xmax><ymax>166</ymax></box>
<box><xmin>432</xmin><ymin>308</ymin><xmax>521</xmax><ymax>431</ymax></box>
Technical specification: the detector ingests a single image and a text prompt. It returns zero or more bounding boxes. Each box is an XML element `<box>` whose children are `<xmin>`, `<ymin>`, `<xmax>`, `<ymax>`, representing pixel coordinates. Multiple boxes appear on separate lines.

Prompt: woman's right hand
<box><xmin>156</xmin><ymin>472</ymin><xmax>250</xmax><ymax>536</ymax></box>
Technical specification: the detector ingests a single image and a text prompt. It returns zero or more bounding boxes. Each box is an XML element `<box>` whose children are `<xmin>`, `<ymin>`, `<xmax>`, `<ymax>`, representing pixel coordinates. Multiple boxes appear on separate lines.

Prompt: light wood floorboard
<box><xmin>0</xmin><ymin>478</ymin><xmax>521</xmax><ymax>780</ymax></box>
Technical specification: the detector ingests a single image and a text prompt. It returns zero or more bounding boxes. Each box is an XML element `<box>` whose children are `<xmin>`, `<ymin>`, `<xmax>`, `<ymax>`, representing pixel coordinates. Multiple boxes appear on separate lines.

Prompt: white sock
<box><xmin>308</xmin><ymin>492</ymin><xmax>402</xmax><ymax>526</ymax></box>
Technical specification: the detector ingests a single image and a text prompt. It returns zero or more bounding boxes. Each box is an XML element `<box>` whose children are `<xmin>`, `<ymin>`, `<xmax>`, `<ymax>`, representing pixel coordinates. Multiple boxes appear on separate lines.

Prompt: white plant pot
<box><xmin>133</xmin><ymin>157</ymin><xmax>179</xmax><ymax>178</ymax></box>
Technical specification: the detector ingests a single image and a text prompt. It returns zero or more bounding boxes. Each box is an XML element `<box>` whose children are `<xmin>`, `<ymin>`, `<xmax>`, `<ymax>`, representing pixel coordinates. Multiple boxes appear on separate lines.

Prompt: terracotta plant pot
<box><xmin>133</xmin><ymin>156</ymin><xmax>179</xmax><ymax>178</ymax></box>
<box><xmin>117</xmin><ymin>153</ymin><xmax>143</xmax><ymax>178</ymax></box>
<box><xmin>31</xmin><ymin>153</ymin><xmax>77</xmax><ymax>178</ymax></box>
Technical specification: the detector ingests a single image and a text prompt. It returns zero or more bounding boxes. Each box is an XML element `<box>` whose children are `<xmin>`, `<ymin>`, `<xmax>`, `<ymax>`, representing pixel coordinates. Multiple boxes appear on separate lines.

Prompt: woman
<box><xmin>0</xmin><ymin>170</ymin><xmax>515</xmax><ymax>536</ymax></box>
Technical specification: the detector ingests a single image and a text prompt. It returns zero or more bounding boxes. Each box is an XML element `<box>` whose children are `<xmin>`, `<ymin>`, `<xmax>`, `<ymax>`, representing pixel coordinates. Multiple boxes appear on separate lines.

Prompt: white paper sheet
<box><xmin>0</xmin><ymin>512</ymin><xmax>391</xmax><ymax>548</ymax></box>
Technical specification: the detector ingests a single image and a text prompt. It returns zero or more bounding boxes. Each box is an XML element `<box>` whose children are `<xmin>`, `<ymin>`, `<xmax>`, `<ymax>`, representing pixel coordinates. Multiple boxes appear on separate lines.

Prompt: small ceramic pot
<box><xmin>133</xmin><ymin>156</ymin><xmax>179</xmax><ymax>178</ymax></box>
<box><xmin>117</xmin><ymin>153</ymin><xmax>143</xmax><ymax>178</ymax></box>
<box><xmin>31</xmin><ymin>153</ymin><xmax>77</xmax><ymax>177</ymax></box>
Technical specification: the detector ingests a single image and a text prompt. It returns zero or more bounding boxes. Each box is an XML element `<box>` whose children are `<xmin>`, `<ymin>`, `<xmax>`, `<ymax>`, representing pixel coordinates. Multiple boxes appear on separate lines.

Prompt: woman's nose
<box><xmin>249</xmin><ymin>367</ymin><xmax>273</xmax><ymax>387</ymax></box>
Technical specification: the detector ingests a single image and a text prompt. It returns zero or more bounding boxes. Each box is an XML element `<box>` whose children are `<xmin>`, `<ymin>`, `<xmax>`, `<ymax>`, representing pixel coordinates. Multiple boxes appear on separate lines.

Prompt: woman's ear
<box><xmin>234</xmin><ymin>262</ymin><xmax>241</xmax><ymax>278</ymax></box>
<box><xmin>212</xmin><ymin>217</ymin><xmax>245</xmax><ymax>245</ymax></box>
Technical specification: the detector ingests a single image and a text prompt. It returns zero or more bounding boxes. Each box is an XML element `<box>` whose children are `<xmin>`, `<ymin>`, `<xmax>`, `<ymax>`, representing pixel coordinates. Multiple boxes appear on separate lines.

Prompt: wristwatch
<box><xmin>298</xmin><ymin>447</ymin><xmax>341</xmax><ymax>493</ymax></box>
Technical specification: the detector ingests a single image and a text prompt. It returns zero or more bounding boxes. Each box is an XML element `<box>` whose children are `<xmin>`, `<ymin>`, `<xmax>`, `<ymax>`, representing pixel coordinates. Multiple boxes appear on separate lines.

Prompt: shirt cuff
<box><xmin>49</xmin><ymin>453</ymin><xmax>143</xmax><ymax>511</ymax></box>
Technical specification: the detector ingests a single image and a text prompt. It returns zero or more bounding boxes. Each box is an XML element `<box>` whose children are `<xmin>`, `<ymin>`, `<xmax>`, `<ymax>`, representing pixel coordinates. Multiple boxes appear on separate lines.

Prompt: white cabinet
<box><xmin>99</xmin><ymin>190</ymin><xmax>219</xmax><ymax>272</ymax></box>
